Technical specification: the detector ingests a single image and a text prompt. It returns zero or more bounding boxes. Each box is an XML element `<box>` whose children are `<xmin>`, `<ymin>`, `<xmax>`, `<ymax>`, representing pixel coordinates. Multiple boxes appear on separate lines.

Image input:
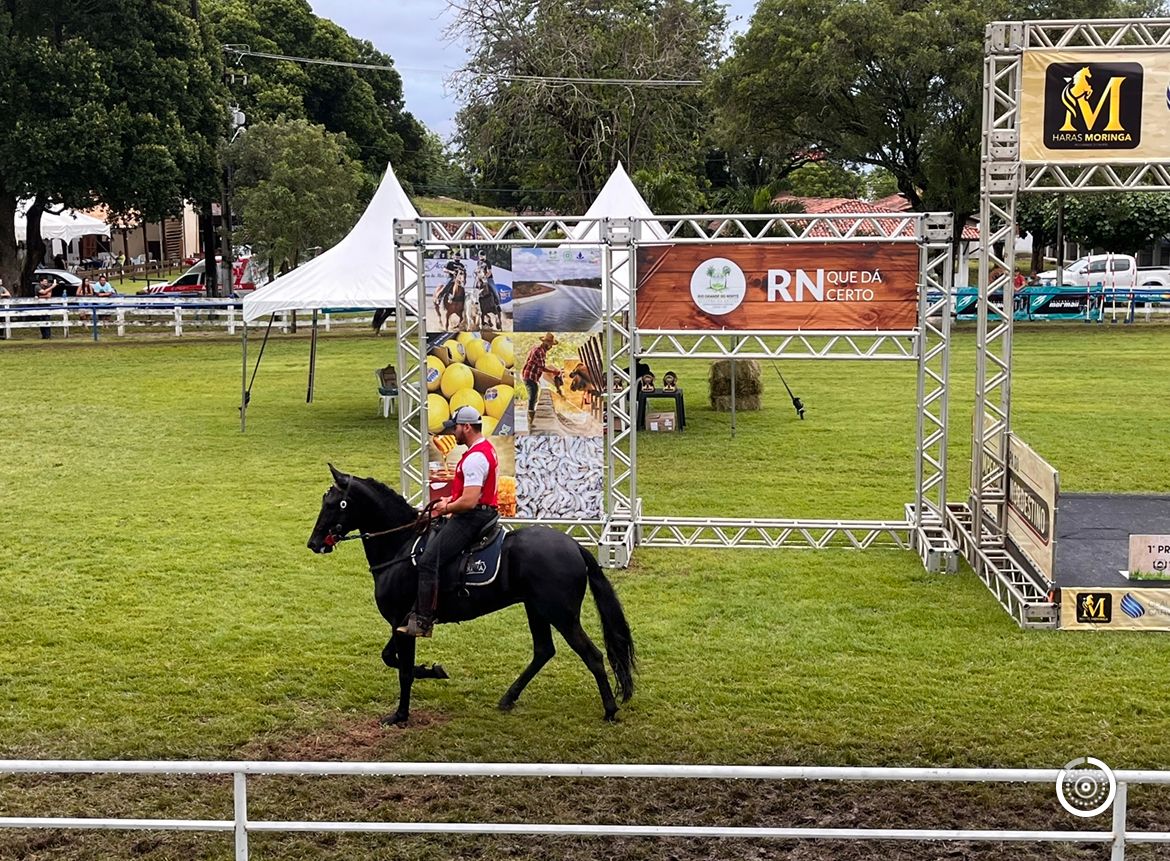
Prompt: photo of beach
<box><xmin>511</xmin><ymin>247</ymin><xmax>603</xmax><ymax>333</ymax></box>
<box><xmin>424</xmin><ymin>249</ymin><xmax>513</xmax><ymax>334</ymax></box>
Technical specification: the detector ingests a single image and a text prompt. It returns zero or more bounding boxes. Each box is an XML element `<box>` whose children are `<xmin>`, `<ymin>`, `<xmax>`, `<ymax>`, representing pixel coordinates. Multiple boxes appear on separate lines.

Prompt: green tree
<box><xmin>0</xmin><ymin>1</ymin><xmax>224</xmax><ymax>296</ymax></box>
<box><xmin>779</xmin><ymin>162</ymin><xmax>865</xmax><ymax>199</ymax></box>
<box><xmin>229</xmin><ymin>118</ymin><xmax>363</xmax><ymax>271</ymax></box>
<box><xmin>632</xmin><ymin>168</ymin><xmax>709</xmax><ymax>214</ymax></box>
<box><xmin>1061</xmin><ymin>193</ymin><xmax>1170</xmax><ymax>254</ymax></box>
<box><xmin>1016</xmin><ymin>193</ymin><xmax>1060</xmax><ymax>272</ymax></box>
<box><xmin>714</xmin><ymin>0</ymin><xmax>1166</xmax><ymax>242</ymax></box>
<box><xmin>865</xmin><ymin>168</ymin><xmax>900</xmax><ymax>202</ymax></box>
<box><xmin>450</xmin><ymin>0</ymin><xmax>727</xmax><ymax>211</ymax></box>
<box><xmin>206</xmin><ymin>0</ymin><xmax>431</xmax><ymax>186</ymax></box>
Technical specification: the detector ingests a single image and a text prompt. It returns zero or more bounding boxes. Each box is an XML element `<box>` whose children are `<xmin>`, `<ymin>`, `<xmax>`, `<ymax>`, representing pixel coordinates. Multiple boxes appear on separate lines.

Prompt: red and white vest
<box><xmin>450</xmin><ymin>437</ymin><xmax>499</xmax><ymax>507</ymax></box>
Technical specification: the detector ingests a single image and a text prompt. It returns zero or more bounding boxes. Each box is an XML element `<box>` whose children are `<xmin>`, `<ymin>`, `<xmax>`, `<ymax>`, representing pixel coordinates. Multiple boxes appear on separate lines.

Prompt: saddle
<box><xmin>411</xmin><ymin>514</ymin><xmax>508</xmax><ymax>592</ymax></box>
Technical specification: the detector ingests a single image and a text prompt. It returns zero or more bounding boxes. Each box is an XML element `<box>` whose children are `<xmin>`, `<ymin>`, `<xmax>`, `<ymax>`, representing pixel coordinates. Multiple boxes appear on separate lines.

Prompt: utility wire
<box><xmin>223</xmin><ymin>44</ymin><xmax>702</xmax><ymax>87</ymax></box>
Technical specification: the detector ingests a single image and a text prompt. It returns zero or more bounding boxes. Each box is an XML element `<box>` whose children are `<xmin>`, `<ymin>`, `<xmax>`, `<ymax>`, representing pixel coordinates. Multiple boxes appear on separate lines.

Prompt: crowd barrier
<box><xmin>943</xmin><ymin>285</ymin><xmax>1170</xmax><ymax>322</ymax></box>
<box><xmin>0</xmin><ymin>759</ymin><xmax>1166</xmax><ymax>860</ymax></box>
<box><xmin>0</xmin><ymin>298</ymin><xmax>378</xmax><ymax>341</ymax></box>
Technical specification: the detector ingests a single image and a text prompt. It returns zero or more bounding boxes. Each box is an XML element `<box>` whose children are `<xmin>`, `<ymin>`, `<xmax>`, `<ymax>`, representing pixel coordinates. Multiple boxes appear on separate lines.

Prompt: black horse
<box><xmin>307</xmin><ymin>465</ymin><xmax>636</xmax><ymax>725</ymax></box>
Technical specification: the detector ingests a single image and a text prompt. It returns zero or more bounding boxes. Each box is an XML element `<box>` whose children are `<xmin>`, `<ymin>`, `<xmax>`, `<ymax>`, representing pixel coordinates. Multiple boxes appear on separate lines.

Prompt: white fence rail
<box><xmin>2</xmin><ymin>760</ymin><xmax>1168</xmax><ymax>860</ymax></box>
<box><xmin>0</xmin><ymin>298</ymin><xmax>379</xmax><ymax>340</ymax></box>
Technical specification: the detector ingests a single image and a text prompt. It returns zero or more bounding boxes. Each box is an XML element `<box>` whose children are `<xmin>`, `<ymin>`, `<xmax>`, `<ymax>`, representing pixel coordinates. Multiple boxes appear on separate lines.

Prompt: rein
<box><xmin>323</xmin><ymin>490</ymin><xmax>439</xmax><ymax>548</ymax></box>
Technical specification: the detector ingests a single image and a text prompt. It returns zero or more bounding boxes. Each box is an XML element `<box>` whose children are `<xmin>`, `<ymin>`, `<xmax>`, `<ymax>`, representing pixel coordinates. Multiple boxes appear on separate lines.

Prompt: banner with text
<box><xmin>1005</xmin><ymin>434</ymin><xmax>1060</xmax><ymax>583</ymax></box>
<box><xmin>635</xmin><ymin>242</ymin><xmax>919</xmax><ymax>331</ymax></box>
<box><xmin>1020</xmin><ymin>49</ymin><xmax>1170</xmax><ymax>163</ymax></box>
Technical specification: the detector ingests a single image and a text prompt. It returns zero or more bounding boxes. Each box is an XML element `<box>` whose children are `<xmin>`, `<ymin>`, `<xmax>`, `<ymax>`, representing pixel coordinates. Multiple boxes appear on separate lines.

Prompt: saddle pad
<box><xmin>411</xmin><ymin>525</ymin><xmax>509</xmax><ymax>588</ymax></box>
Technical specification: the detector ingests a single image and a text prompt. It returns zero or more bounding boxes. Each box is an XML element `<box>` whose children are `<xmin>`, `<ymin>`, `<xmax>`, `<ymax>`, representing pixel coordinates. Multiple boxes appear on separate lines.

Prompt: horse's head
<box><xmin>307</xmin><ymin>464</ymin><xmax>362</xmax><ymax>554</ymax></box>
<box><xmin>307</xmin><ymin>464</ymin><xmax>420</xmax><ymax>555</ymax></box>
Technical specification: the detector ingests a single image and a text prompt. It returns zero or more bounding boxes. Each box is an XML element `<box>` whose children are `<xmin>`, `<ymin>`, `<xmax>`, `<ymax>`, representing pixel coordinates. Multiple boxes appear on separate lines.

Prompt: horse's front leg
<box><xmin>382</xmin><ymin>637</ymin><xmax>448</xmax><ymax>678</ymax></box>
<box><xmin>380</xmin><ymin>632</ymin><xmax>416</xmax><ymax>726</ymax></box>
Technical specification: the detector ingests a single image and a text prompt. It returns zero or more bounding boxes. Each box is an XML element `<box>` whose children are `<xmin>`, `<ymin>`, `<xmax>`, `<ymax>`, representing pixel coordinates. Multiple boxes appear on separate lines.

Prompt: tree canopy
<box><xmin>229</xmin><ymin>118</ymin><xmax>364</xmax><ymax>272</ymax></box>
<box><xmin>204</xmin><ymin>0</ymin><xmax>430</xmax><ymax>187</ymax></box>
<box><xmin>449</xmin><ymin>0</ymin><xmax>727</xmax><ymax>212</ymax></box>
<box><xmin>0</xmin><ymin>0</ymin><xmax>225</xmax><ymax>295</ymax></box>
<box><xmin>712</xmin><ymin>0</ymin><xmax>1166</xmax><ymax>235</ymax></box>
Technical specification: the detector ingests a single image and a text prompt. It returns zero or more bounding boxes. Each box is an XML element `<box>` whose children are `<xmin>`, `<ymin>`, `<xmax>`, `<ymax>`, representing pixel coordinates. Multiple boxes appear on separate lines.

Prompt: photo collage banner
<box><xmin>423</xmin><ymin>247</ymin><xmax>605</xmax><ymax>520</ymax></box>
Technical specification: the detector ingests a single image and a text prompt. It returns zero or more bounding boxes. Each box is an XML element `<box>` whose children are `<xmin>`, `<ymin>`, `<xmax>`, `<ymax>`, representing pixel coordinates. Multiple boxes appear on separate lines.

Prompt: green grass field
<box><xmin>1</xmin><ymin>324</ymin><xmax>1169</xmax><ymax>858</ymax></box>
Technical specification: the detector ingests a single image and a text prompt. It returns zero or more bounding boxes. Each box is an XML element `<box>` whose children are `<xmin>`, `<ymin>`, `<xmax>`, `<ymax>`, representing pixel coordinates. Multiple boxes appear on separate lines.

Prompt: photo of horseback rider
<box><xmin>398</xmin><ymin>405</ymin><xmax>499</xmax><ymax>638</ymax></box>
<box><xmin>435</xmin><ymin>257</ymin><xmax>465</xmax><ymax>320</ymax></box>
<box><xmin>475</xmin><ymin>257</ymin><xmax>504</xmax><ymax>330</ymax></box>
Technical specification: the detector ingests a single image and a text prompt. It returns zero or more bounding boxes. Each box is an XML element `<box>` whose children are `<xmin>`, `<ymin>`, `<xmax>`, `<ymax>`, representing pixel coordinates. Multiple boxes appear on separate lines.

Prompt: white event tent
<box><xmin>570</xmin><ymin>162</ymin><xmax>667</xmax><ymax>244</ymax></box>
<box><xmin>238</xmin><ymin>163</ymin><xmax>416</xmax><ymax>427</ymax></box>
<box><xmin>242</xmin><ymin>163</ymin><xmax>414</xmax><ymax>323</ymax></box>
<box><xmin>14</xmin><ymin>202</ymin><xmax>111</xmax><ymax>242</ymax></box>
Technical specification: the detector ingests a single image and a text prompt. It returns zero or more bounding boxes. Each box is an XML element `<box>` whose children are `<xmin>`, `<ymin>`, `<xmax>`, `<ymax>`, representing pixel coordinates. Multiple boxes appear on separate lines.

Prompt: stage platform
<box><xmin>1055</xmin><ymin>493</ymin><xmax>1170</xmax><ymax>589</ymax></box>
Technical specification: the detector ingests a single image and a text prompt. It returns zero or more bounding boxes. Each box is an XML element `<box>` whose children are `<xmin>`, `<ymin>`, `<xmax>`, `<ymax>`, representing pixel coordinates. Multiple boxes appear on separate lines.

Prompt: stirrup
<box><xmin>396</xmin><ymin>613</ymin><xmax>433</xmax><ymax>638</ymax></box>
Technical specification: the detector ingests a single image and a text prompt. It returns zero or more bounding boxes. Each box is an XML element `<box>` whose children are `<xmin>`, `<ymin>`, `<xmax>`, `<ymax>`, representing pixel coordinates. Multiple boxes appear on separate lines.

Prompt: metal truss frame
<box><xmin>969</xmin><ymin>17</ymin><xmax>1170</xmax><ymax>627</ymax></box>
<box><xmin>638</xmin><ymin>517</ymin><xmax>912</xmax><ymax>551</ymax></box>
<box><xmin>393</xmin><ymin>212</ymin><xmax>953</xmax><ymax>568</ymax></box>
<box><xmin>629</xmin><ymin>213</ymin><xmax>955</xmax><ymax>568</ymax></box>
<box><xmin>392</xmin><ymin>215</ymin><xmax>639</xmax><ymax>566</ymax></box>
<box><xmin>637</xmin><ymin>331</ymin><xmax>919</xmax><ymax>361</ymax></box>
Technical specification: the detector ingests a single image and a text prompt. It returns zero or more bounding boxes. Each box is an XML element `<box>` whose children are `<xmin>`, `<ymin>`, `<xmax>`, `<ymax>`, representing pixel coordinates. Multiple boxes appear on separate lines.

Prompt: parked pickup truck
<box><xmin>1036</xmin><ymin>254</ymin><xmax>1170</xmax><ymax>289</ymax></box>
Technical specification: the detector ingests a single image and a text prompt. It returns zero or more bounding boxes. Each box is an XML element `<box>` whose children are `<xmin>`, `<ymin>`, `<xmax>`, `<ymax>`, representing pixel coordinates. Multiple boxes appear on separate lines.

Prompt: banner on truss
<box><xmin>634</xmin><ymin>242</ymin><xmax>920</xmax><ymax>331</ymax></box>
<box><xmin>1019</xmin><ymin>50</ymin><xmax>1170</xmax><ymax>163</ymax></box>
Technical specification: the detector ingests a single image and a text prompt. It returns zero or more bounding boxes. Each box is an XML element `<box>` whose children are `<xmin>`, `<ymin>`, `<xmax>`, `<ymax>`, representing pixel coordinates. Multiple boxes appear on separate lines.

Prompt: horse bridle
<box><xmin>322</xmin><ymin>479</ymin><xmax>438</xmax><ymax>548</ymax></box>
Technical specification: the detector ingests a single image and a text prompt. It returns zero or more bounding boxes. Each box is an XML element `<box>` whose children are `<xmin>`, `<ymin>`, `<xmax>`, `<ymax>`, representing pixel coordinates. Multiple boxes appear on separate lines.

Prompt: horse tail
<box><xmin>580</xmin><ymin>545</ymin><xmax>636</xmax><ymax>702</ymax></box>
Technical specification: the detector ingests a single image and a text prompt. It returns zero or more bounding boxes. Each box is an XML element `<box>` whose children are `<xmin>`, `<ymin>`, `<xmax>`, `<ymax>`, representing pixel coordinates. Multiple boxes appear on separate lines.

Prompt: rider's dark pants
<box><xmin>416</xmin><ymin>507</ymin><xmax>497</xmax><ymax>619</ymax></box>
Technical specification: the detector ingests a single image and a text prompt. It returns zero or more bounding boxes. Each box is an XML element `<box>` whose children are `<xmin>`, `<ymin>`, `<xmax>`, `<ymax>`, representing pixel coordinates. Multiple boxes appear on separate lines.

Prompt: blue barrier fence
<box><xmin>929</xmin><ymin>285</ymin><xmax>1170</xmax><ymax>322</ymax></box>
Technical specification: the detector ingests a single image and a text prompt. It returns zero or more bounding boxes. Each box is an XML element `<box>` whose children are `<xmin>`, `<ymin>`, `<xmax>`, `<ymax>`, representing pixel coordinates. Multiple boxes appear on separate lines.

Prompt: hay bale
<box><xmin>708</xmin><ymin>359</ymin><xmax>763</xmax><ymax>411</ymax></box>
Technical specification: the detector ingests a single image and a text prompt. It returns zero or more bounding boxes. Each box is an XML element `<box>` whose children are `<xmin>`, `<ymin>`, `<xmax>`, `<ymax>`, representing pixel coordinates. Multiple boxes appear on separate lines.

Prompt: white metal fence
<box><xmin>0</xmin><ymin>298</ymin><xmax>378</xmax><ymax>340</ymax></box>
<box><xmin>1</xmin><ymin>760</ymin><xmax>1167</xmax><ymax>860</ymax></box>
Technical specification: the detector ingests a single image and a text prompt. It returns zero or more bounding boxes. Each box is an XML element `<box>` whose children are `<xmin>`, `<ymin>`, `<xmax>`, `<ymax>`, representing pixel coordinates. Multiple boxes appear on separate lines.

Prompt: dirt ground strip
<box><xmin>3</xmin><ymin>715</ymin><xmax>1169</xmax><ymax>861</ymax></box>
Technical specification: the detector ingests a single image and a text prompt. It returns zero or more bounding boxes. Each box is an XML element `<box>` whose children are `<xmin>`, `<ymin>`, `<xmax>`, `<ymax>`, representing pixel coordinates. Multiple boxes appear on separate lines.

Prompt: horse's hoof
<box><xmin>498</xmin><ymin>697</ymin><xmax>516</xmax><ymax>712</ymax></box>
<box><xmin>380</xmin><ymin>711</ymin><xmax>409</xmax><ymax>727</ymax></box>
<box><xmin>603</xmin><ymin>710</ymin><xmax>619</xmax><ymax>722</ymax></box>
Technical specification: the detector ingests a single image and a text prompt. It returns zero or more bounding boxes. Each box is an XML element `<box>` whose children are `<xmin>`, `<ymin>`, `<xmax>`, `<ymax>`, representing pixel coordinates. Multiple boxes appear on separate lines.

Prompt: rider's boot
<box><xmin>396</xmin><ymin>611</ymin><xmax>433</xmax><ymax>638</ymax></box>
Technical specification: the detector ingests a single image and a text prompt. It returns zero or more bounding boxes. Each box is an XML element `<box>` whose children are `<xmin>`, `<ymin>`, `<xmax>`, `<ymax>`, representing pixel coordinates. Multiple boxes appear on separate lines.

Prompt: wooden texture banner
<box><xmin>635</xmin><ymin>242</ymin><xmax>920</xmax><ymax>331</ymax></box>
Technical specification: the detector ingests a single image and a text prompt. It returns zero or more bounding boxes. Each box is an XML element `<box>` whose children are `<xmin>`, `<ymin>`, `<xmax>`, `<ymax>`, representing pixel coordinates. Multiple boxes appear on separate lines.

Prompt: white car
<box><xmin>1036</xmin><ymin>254</ymin><xmax>1170</xmax><ymax>289</ymax></box>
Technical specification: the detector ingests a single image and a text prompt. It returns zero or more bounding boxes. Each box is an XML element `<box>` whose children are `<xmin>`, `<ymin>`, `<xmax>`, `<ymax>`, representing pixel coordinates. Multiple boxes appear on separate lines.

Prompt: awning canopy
<box><xmin>15</xmin><ymin>202</ymin><xmax>111</xmax><ymax>242</ymax></box>
<box><xmin>242</xmin><ymin>163</ymin><xmax>416</xmax><ymax>323</ymax></box>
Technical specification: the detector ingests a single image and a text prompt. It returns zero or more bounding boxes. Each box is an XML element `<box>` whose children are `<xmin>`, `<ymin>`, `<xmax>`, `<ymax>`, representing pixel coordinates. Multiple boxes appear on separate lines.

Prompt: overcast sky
<box><xmin>306</xmin><ymin>1</ymin><xmax>759</xmax><ymax>139</ymax></box>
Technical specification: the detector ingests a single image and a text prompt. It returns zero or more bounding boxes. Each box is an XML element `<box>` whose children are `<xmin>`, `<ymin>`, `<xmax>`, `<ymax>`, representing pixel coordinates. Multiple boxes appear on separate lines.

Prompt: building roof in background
<box><xmin>773</xmin><ymin>194</ymin><xmax>979</xmax><ymax>240</ymax></box>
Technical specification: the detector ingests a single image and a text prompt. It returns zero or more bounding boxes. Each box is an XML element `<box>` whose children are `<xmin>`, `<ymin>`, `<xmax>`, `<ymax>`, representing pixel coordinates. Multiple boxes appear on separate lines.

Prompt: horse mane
<box><xmin>357</xmin><ymin>475</ymin><xmax>419</xmax><ymax>525</ymax></box>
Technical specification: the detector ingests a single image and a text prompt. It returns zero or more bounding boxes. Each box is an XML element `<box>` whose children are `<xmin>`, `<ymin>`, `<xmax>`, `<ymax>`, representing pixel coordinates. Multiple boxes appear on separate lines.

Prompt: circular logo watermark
<box><xmin>690</xmin><ymin>257</ymin><xmax>746</xmax><ymax>317</ymax></box>
<box><xmin>1056</xmin><ymin>757</ymin><xmax>1116</xmax><ymax>818</ymax></box>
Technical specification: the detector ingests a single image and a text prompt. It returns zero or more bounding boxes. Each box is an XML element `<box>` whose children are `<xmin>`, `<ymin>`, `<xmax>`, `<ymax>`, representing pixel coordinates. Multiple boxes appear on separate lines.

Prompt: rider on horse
<box><xmin>434</xmin><ymin>259</ymin><xmax>466</xmax><ymax>311</ymax></box>
<box><xmin>398</xmin><ymin>405</ymin><xmax>499</xmax><ymax>638</ymax></box>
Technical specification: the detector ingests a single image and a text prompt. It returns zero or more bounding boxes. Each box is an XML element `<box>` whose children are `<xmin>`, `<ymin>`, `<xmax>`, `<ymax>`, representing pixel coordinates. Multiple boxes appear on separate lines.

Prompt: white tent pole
<box><xmin>306</xmin><ymin>310</ymin><xmax>319</xmax><ymax>404</ymax></box>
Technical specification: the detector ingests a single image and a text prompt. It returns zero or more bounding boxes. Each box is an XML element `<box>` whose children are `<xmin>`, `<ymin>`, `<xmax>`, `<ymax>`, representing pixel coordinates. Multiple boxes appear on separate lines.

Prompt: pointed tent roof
<box><xmin>242</xmin><ymin>164</ymin><xmax>416</xmax><ymax>323</ymax></box>
<box><xmin>571</xmin><ymin>163</ymin><xmax>666</xmax><ymax>242</ymax></box>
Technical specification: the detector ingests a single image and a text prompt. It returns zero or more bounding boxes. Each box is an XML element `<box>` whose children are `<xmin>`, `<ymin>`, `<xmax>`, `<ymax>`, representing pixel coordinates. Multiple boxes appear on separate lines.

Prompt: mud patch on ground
<box><xmin>237</xmin><ymin>710</ymin><xmax>450</xmax><ymax>761</ymax></box>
